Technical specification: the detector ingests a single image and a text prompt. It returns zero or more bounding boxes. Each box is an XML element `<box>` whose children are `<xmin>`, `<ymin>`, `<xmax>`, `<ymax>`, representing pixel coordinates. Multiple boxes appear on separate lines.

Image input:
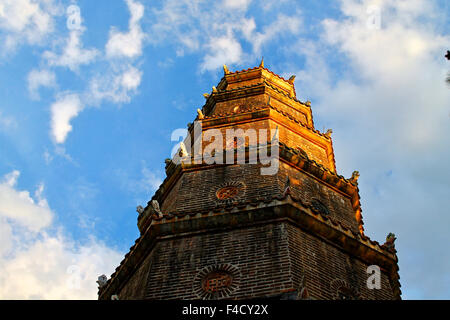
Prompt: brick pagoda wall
<box><xmin>116</xmin><ymin>221</ymin><xmax>393</xmax><ymax>300</ymax></box>
<box><xmin>160</xmin><ymin>163</ymin><xmax>358</xmax><ymax>233</ymax></box>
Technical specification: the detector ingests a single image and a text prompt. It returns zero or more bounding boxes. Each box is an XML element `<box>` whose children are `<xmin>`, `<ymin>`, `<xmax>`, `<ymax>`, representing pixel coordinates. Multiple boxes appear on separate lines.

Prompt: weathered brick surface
<box><xmin>161</xmin><ymin>163</ymin><xmax>279</xmax><ymax>214</ymax></box>
<box><xmin>286</xmin><ymin>223</ymin><xmax>394</xmax><ymax>300</ymax></box>
<box><xmin>226</xmin><ymin>77</ymin><xmax>263</xmax><ymax>90</ymax></box>
<box><xmin>267</xmin><ymin>120</ymin><xmax>330</xmax><ymax>168</ymax></box>
<box><xmin>117</xmin><ymin>251</ymin><xmax>153</xmax><ymax>299</ymax></box>
<box><xmin>211</xmin><ymin>95</ymin><xmax>266</xmax><ymax>116</ymax></box>
<box><xmin>117</xmin><ymin>223</ymin><xmax>292</xmax><ymax>299</ymax></box>
<box><xmin>198</xmin><ymin>117</ymin><xmax>331</xmax><ymax>169</ymax></box>
<box><xmin>278</xmin><ymin>162</ymin><xmax>359</xmax><ymax>233</ymax></box>
<box><xmin>160</xmin><ymin>162</ymin><xmax>358</xmax><ymax>233</ymax></box>
<box><xmin>117</xmin><ymin>221</ymin><xmax>393</xmax><ymax>300</ymax></box>
<box><xmin>268</xmin><ymin>94</ymin><xmax>309</xmax><ymax>125</ymax></box>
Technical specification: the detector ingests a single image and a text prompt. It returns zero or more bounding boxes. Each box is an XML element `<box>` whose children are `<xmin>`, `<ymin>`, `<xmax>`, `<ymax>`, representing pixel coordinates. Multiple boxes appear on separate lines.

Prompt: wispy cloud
<box><xmin>0</xmin><ymin>0</ymin><xmax>62</xmax><ymax>54</ymax></box>
<box><xmin>148</xmin><ymin>1</ymin><xmax>302</xmax><ymax>71</ymax></box>
<box><xmin>88</xmin><ymin>64</ymin><xmax>143</xmax><ymax>105</ymax></box>
<box><xmin>0</xmin><ymin>111</ymin><xmax>17</xmax><ymax>131</ymax></box>
<box><xmin>43</xmin><ymin>28</ymin><xmax>99</xmax><ymax>72</ymax></box>
<box><xmin>27</xmin><ymin>69</ymin><xmax>57</xmax><ymax>100</ymax></box>
<box><xmin>114</xmin><ymin>162</ymin><xmax>163</xmax><ymax>205</ymax></box>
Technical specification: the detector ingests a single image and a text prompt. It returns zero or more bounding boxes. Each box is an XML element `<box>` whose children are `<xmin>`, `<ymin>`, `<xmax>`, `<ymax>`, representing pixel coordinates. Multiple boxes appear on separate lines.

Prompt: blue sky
<box><xmin>0</xmin><ymin>0</ymin><xmax>449</xmax><ymax>299</ymax></box>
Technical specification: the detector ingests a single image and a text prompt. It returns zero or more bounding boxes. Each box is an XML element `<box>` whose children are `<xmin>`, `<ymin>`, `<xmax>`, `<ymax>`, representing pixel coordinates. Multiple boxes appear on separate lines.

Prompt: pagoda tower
<box><xmin>98</xmin><ymin>61</ymin><xmax>401</xmax><ymax>300</ymax></box>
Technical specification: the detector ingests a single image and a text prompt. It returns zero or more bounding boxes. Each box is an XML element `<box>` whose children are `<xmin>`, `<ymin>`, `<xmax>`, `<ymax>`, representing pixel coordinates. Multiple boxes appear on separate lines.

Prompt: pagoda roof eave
<box><xmin>99</xmin><ymin>192</ymin><xmax>400</xmax><ymax>300</ymax></box>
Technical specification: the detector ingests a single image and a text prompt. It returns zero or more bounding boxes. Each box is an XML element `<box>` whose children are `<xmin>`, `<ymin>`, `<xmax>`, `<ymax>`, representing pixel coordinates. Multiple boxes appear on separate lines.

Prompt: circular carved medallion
<box><xmin>211</xmin><ymin>181</ymin><xmax>246</xmax><ymax>205</ymax></box>
<box><xmin>202</xmin><ymin>271</ymin><xmax>233</xmax><ymax>293</ymax></box>
<box><xmin>193</xmin><ymin>264</ymin><xmax>241</xmax><ymax>299</ymax></box>
<box><xmin>216</xmin><ymin>186</ymin><xmax>240</xmax><ymax>200</ymax></box>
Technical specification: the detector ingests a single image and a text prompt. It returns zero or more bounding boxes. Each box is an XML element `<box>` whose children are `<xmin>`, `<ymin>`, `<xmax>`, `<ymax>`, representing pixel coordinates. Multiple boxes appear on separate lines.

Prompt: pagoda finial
<box><xmin>259</xmin><ymin>57</ymin><xmax>264</xmax><ymax>68</ymax></box>
<box><xmin>223</xmin><ymin>64</ymin><xmax>230</xmax><ymax>74</ymax></box>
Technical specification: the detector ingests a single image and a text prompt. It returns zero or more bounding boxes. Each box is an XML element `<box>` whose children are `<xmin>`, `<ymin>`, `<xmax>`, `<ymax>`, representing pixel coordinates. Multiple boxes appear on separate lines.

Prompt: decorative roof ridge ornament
<box><xmin>197</xmin><ymin>108</ymin><xmax>205</xmax><ymax>120</ymax></box>
<box><xmin>259</xmin><ymin>57</ymin><xmax>264</xmax><ymax>68</ymax></box>
<box><xmin>349</xmin><ymin>171</ymin><xmax>360</xmax><ymax>184</ymax></box>
<box><xmin>164</xmin><ymin>158</ymin><xmax>172</xmax><ymax>173</ymax></box>
<box><xmin>325</xmin><ymin>129</ymin><xmax>333</xmax><ymax>138</ymax></box>
<box><xmin>288</xmin><ymin>75</ymin><xmax>296</xmax><ymax>84</ymax></box>
<box><xmin>212</xmin><ymin>86</ymin><xmax>218</xmax><ymax>93</ymax></box>
<box><xmin>96</xmin><ymin>274</ymin><xmax>108</xmax><ymax>289</ymax></box>
<box><xmin>223</xmin><ymin>64</ymin><xmax>230</xmax><ymax>74</ymax></box>
<box><xmin>382</xmin><ymin>233</ymin><xmax>397</xmax><ymax>253</ymax></box>
<box><xmin>203</xmin><ymin>93</ymin><xmax>210</xmax><ymax>99</ymax></box>
<box><xmin>150</xmin><ymin>200</ymin><xmax>164</xmax><ymax>219</ymax></box>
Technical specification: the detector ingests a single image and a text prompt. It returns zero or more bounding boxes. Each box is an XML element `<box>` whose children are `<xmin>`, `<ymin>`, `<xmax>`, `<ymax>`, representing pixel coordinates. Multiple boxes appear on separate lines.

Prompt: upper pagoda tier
<box><xmin>198</xmin><ymin>60</ymin><xmax>336</xmax><ymax>172</ymax></box>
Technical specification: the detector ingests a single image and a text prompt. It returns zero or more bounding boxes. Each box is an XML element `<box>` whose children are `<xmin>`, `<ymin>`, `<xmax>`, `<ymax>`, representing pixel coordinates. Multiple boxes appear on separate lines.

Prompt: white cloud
<box><xmin>43</xmin><ymin>29</ymin><xmax>99</xmax><ymax>72</ymax></box>
<box><xmin>0</xmin><ymin>170</ymin><xmax>53</xmax><ymax>232</ymax></box>
<box><xmin>224</xmin><ymin>0</ymin><xmax>252</xmax><ymax>10</ymax></box>
<box><xmin>106</xmin><ymin>0</ymin><xmax>145</xmax><ymax>59</ymax></box>
<box><xmin>201</xmin><ymin>35</ymin><xmax>243</xmax><ymax>71</ymax></box>
<box><xmin>121</xmin><ymin>66</ymin><xmax>142</xmax><ymax>90</ymax></box>
<box><xmin>0</xmin><ymin>170</ymin><xmax>123</xmax><ymax>299</ymax></box>
<box><xmin>50</xmin><ymin>93</ymin><xmax>83</xmax><ymax>144</ymax></box>
<box><xmin>27</xmin><ymin>69</ymin><xmax>56</xmax><ymax>100</ymax></box>
<box><xmin>141</xmin><ymin>166</ymin><xmax>163</xmax><ymax>193</ymax></box>
<box><xmin>0</xmin><ymin>233</ymin><xmax>122</xmax><ymax>299</ymax></box>
<box><xmin>247</xmin><ymin>13</ymin><xmax>302</xmax><ymax>55</ymax></box>
<box><xmin>89</xmin><ymin>65</ymin><xmax>142</xmax><ymax>104</ymax></box>
<box><xmin>0</xmin><ymin>0</ymin><xmax>62</xmax><ymax>52</ymax></box>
